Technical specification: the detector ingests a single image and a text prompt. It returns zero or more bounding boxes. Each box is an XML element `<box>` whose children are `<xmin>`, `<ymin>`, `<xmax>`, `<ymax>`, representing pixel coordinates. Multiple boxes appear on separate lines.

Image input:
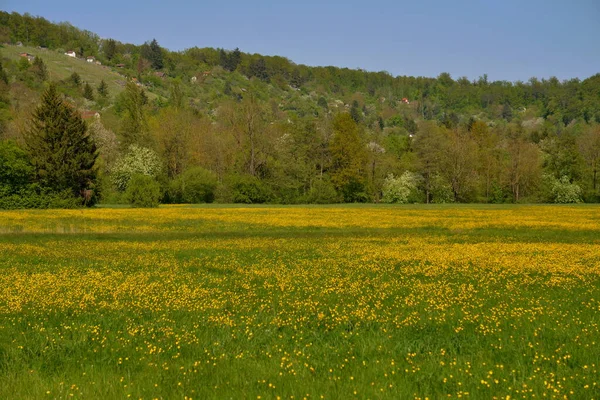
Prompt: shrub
<box><xmin>0</xmin><ymin>186</ymin><xmax>80</xmax><ymax>209</ymax></box>
<box><xmin>227</xmin><ymin>175</ymin><xmax>271</xmax><ymax>204</ymax></box>
<box><xmin>112</xmin><ymin>145</ymin><xmax>162</xmax><ymax>191</ymax></box>
<box><xmin>431</xmin><ymin>174</ymin><xmax>454</xmax><ymax>203</ymax></box>
<box><xmin>551</xmin><ymin>176</ymin><xmax>583</xmax><ymax>204</ymax></box>
<box><xmin>305</xmin><ymin>178</ymin><xmax>341</xmax><ymax>204</ymax></box>
<box><xmin>169</xmin><ymin>167</ymin><xmax>217</xmax><ymax>203</ymax></box>
<box><xmin>125</xmin><ymin>174</ymin><xmax>161</xmax><ymax>208</ymax></box>
<box><xmin>382</xmin><ymin>172</ymin><xmax>422</xmax><ymax>203</ymax></box>
<box><xmin>0</xmin><ymin>140</ymin><xmax>33</xmax><ymax>192</ymax></box>
<box><xmin>339</xmin><ymin>179</ymin><xmax>369</xmax><ymax>203</ymax></box>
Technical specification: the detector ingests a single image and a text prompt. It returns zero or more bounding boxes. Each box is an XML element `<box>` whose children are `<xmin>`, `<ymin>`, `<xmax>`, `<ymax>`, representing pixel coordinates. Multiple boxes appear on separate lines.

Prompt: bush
<box><xmin>112</xmin><ymin>145</ymin><xmax>162</xmax><ymax>191</ymax></box>
<box><xmin>220</xmin><ymin>174</ymin><xmax>271</xmax><ymax>204</ymax></box>
<box><xmin>0</xmin><ymin>186</ymin><xmax>80</xmax><ymax>209</ymax></box>
<box><xmin>169</xmin><ymin>167</ymin><xmax>217</xmax><ymax>203</ymax></box>
<box><xmin>0</xmin><ymin>140</ymin><xmax>34</xmax><ymax>190</ymax></box>
<box><xmin>0</xmin><ymin>141</ymin><xmax>81</xmax><ymax>209</ymax></box>
<box><xmin>431</xmin><ymin>174</ymin><xmax>454</xmax><ymax>203</ymax></box>
<box><xmin>382</xmin><ymin>172</ymin><xmax>422</xmax><ymax>203</ymax></box>
<box><xmin>339</xmin><ymin>179</ymin><xmax>369</xmax><ymax>203</ymax></box>
<box><xmin>305</xmin><ymin>178</ymin><xmax>341</xmax><ymax>204</ymax></box>
<box><xmin>551</xmin><ymin>176</ymin><xmax>583</xmax><ymax>204</ymax></box>
<box><xmin>125</xmin><ymin>174</ymin><xmax>161</xmax><ymax>208</ymax></box>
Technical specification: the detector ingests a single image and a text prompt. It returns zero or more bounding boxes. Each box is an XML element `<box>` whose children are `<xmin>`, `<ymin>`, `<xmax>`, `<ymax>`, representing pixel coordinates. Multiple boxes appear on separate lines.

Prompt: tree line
<box><xmin>0</xmin><ymin>11</ymin><xmax>599</xmax><ymax>207</ymax></box>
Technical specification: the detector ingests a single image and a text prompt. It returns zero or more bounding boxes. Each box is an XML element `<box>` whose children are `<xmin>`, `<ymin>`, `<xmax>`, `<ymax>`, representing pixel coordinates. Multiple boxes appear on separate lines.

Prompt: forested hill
<box><xmin>1</xmin><ymin>11</ymin><xmax>599</xmax><ymax>206</ymax></box>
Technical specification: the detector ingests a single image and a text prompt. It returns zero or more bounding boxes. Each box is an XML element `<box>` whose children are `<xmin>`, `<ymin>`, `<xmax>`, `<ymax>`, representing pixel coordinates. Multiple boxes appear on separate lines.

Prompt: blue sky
<box><xmin>3</xmin><ymin>0</ymin><xmax>599</xmax><ymax>82</ymax></box>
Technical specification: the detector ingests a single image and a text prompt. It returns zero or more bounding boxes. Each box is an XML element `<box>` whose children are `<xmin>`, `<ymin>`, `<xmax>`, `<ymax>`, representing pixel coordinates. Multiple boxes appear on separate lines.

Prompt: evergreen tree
<box><xmin>219</xmin><ymin>49</ymin><xmax>228</xmax><ymax>70</ymax></box>
<box><xmin>25</xmin><ymin>84</ymin><xmax>98</xmax><ymax>201</ymax></box>
<box><xmin>0</xmin><ymin>60</ymin><xmax>8</xmax><ymax>85</ymax></box>
<box><xmin>148</xmin><ymin>39</ymin><xmax>163</xmax><ymax>70</ymax></box>
<box><xmin>70</xmin><ymin>71</ymin><xmax>81</xmax><ymax>86</ymax></box>
<box><xmin>104</xmin><ymin>38</ymin><xmax>117</xmax><ymax>60</ymax></box>
<box><xmin>83</xmin><ymin>82</ymin><xmax>94</xmax><ymax>100</ymax></box>
<box><xmin>317</xmin><ymin>96</ymin><xmax>328</xmax><ymax>110</ymax></box>
<box><xmin>350</xmin><ymin>100</ymin><xmax>361</xmax><ymax>123</ymax></box>
<box><xmin>230</xmin><ymin>48</ymin><xmax>242</xmax><ymax>71</ymax></box>
<box><xmin>249</xmin><ymin>57</ymin><xmax>269</xmax><ymax>81</ymax></box>
<box><xmin>32</xmin><ymin>56</ymin><xmax>47</xmax><ymax>81</ymax></box>
<box><xmin>97</xmin><ymin>79</ymin><xmax>108</xmax><ymax>98</ymax></box>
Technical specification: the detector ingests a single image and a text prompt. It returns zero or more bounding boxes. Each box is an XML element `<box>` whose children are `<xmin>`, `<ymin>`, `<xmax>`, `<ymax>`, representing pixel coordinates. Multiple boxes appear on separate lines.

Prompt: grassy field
<box><xmin>2</xmin><ymin>44</ymin><xmax>128</xmax><ymax>97</ymax></box>
<box><xmin>0</xmin><ymin>205</ymin><xmax>599</xmax><ymax>399</ymax></box>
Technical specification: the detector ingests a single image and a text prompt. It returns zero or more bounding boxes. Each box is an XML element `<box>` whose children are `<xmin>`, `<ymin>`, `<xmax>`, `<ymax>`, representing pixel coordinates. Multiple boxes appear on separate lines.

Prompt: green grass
<box><xmin>0</xmin><ymin>205</ymin><xmax>599</xmax><ymax>399</ymax></box>
<box><xmin>2</xmin><ymin>45</ymin><xmax>127</xmax><ymax>97</ymax></box>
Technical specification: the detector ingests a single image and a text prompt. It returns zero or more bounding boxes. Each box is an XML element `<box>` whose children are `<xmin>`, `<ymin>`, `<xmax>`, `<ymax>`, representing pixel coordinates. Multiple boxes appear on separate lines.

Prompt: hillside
<box><xmin>2</xmin><ymin>44</ymin><xmax>127</xmax><ymax>96</ymax></box>
<box><xmin>0</xmin><ymin>11</ymin><xmax>599</xmax><ymax>207</ymax></box>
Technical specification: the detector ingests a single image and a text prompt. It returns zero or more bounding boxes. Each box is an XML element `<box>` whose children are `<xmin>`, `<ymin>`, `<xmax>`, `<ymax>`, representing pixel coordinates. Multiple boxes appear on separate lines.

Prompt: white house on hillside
<box><xmin>65</xmin><ymin>50</ymin><xmax>77</xmax><ymax>58</ymax></box>
<box><xmin>86</xmin><ymin>56</ymin><xmax>95</xmax><ymax>63</ymax></box>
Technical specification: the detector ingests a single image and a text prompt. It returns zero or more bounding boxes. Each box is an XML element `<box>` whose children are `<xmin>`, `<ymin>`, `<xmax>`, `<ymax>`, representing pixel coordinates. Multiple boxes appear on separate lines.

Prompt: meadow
<box><xmin>0</xmin><ymin>205</ymin><xmax>599</xmax><ymax>399</ymax></box>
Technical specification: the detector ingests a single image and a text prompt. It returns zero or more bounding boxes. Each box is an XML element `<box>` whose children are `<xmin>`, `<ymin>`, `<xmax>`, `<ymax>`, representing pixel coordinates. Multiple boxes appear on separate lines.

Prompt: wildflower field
<box><xmin>0</xmin><ymin>205</ymin><xmax>599</xmax><ymax>399</ymax></box>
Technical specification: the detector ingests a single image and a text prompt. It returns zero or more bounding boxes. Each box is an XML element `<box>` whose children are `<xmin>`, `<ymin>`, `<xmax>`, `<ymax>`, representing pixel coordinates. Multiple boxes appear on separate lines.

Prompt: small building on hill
<box><xmin>65</xmin><ymin>50</ymin><xmax>77</xmax><ymax>58</ymax></box>
<box><xmin>20</xmin><ymin>52</ymin><xmax>36</xmax><ymax>62</ymax></box>
<box><xmin>86</xmin><ymin>56</ymin><xmax>95</xmax><ymax>63</ymax></box>
<box><xmin>81</xmin><ymin>110</ymin><xmax>100</xmax><ymax>120</ymax></box>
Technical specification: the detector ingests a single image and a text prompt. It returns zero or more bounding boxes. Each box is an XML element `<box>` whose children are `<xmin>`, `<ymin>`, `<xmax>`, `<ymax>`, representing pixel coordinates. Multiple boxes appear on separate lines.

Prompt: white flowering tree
<box><xmin>112</xmin><ymin>145</ymin><xmax>162</xmax><ymax>191</ymax></box>
<box><xmin>382</xmin><ymin>172</ymin><xmax>421</xmax><ymax>203</ymax></box>
<box><xmin>551</xmin><ymin>176</ymin><xmax>583</xmax><ymax>203</ymax></box>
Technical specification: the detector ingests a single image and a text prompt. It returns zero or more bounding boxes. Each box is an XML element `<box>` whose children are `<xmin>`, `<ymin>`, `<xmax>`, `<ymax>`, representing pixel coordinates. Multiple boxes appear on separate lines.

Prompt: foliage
<box><xmin>2</xmin><ymin>11</ymin><xmax>600</xmax><ymax>205</ymax></box>
<box><xmin>31</xmin><ymin>56</ymin><xmax>47</xmax><ymax>81</ymax></box>
<box><xmin>330</xmin><ymin>113</ymin><xmax>368</xmax><ymax>202</ymax></box>
<box><xmin>430</xmin><ymin>174</ymin><xmax>455</xmax><ymax>203</ymax></box>
<box><xmin>24</xmin><ymin>84</ymin><xmax>98</xmax><ymax>204</ymax></box>
<box><xmin>550</xmin><ymin>175</ymin><xmax>583</xmax><ymax>203</ymax></box>
<box><xmin>69</xmin><ymin>71</ymin><xmax>81</xmax><ymax>86</ymax></box>
<box><xmin>0</xmin><ymin>186</ymin><xmax>80</xmax><ymax>209</ymax></box>
<box><xmin>0</xmin><ymin>140</ymin><xmax>33</xmax><ymax>193</ymax></box>
<box><xmin>124</xmin><ymin>173</ymin><xmax>161</xmax><ymax>207</ymax></box>
<box><xmin>118</xmin><ymin>82</ymin><xmax>149</xmax><ymax>147</ymax></box>
<box><xmin>111</xmin><ymin>145</ymin><xmax>162</xmax><ymax>191</ymax></box>
<box><xmin>97</xmin><ymin>79</ymin><xmax>108</xmax><ymax>98</ymax></box>
<box><xmin>141</xmin><ymin>39</ymin><xmax>163</xmax><ymax>70</ymax></box>
<box><xmin>83</xmin><ymin>82</ymin><xmax>94</xmax><ymax>100</ymax></box>
<box><xmin>225</xmin><ymin>174</ymin><xmax>271</xmax><ymax>204</ymax></box>
<box><xmin>304</xmin><ymin>177</ymin><xmax>341</xmax><ymax>204</ymax></box>
<box><xmin>169</xmin><ymin>167</ymin><xmax>217</xmax><ymax>203</ymax></box>
<box><xmin>382</xmin><ymin>172</ymin><xmax>422</xmax><ymax>203</ymax></box>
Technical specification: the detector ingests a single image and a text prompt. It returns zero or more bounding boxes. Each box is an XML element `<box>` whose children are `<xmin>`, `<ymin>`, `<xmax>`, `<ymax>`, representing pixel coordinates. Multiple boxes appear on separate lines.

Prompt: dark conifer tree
<box><xmin>70</xmin><ymin>71</ymin><xmax>81</xmax><ymax>86</ymax></box>
<box><xmin>83</xmin><ymin>82</ymin><xmax>94</xmax><ymax>100</ymax></box>
<box><xmin>148</xmin><ymin>38</ymin><xmax>163</xmax><ymax>70</ymax></box>
<box><xmin>249</xmin><ymin>57</ymin><xmax>269</xmax><ymax>81</ymax></box>
<box><xmin>25</xmin><ymin>84</ymin><xmax>98</xmax><ymax>201</ymax></box>
<box><xmin>219</xmin><ymin>49</ymin><xmax>228</xmax><ymax>70</ymax></box>
<box><xmin>104</xmin><ymin>38</ymin><xmax>117</xmax><ymax>60</ymax></box>
<box><xmin>32</xmin><ymin>56</ymin><xmax>47</xmax><ymax>81</ymax></box>
<box><xmin>230</xmin><ymin>48</ymin><xmax>242</xmax><ymax>71</ymax></box>
<box><xmin>97</xmin><ymin>79</ymin><xmax>108</xmax><ymax>98</ymax></box>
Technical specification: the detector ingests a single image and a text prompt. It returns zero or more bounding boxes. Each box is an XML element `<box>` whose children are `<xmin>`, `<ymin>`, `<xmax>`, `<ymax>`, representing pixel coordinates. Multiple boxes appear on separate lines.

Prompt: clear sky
<box><xmin>2</xmin><ymin>0</ymin><xmax>599</xmax><ymax>82</ymax></box>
